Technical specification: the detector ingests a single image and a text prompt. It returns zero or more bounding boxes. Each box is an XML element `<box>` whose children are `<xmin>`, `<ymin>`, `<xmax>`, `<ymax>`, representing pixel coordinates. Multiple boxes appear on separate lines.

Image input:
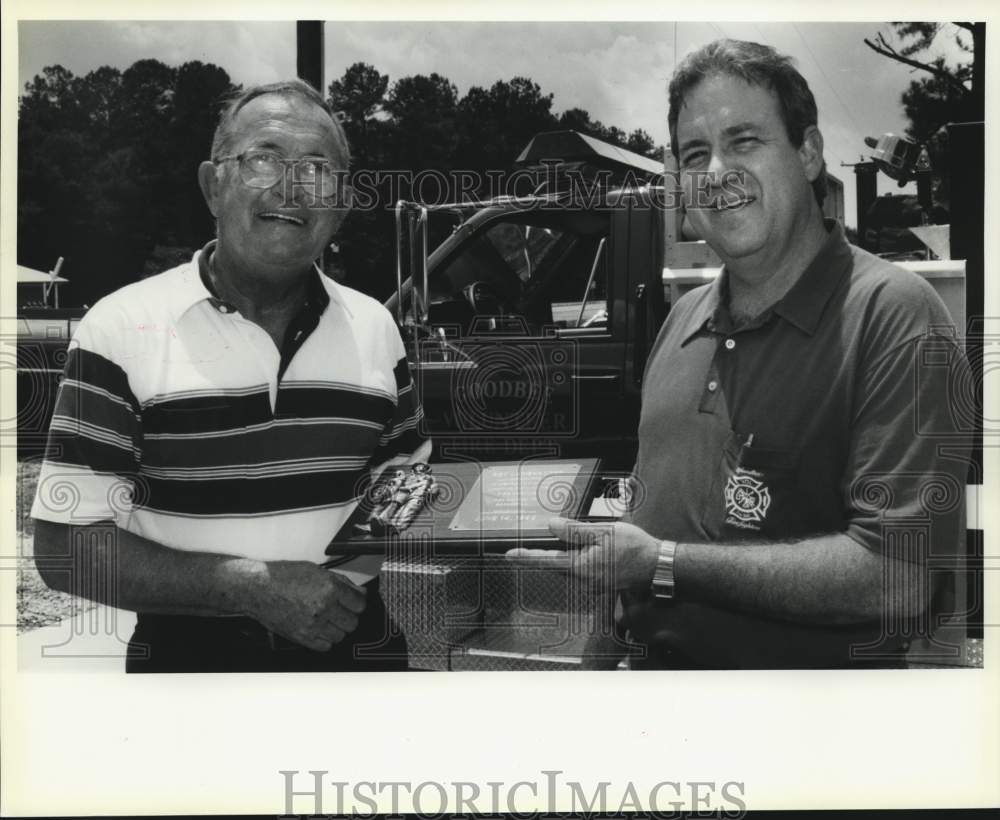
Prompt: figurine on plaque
<box><xmin>368</xmin><ymin>469</ymin><xmax>408</xmax><ymax>532</ymax></box>
<box><xmin>366</xmin><ymin>463</ymin><xmax>439</xmax><ymax>536</ymax></box>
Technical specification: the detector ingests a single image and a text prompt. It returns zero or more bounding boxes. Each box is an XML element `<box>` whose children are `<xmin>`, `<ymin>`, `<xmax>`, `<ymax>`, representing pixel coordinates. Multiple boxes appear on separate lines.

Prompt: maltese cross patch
<box><xmin>724</xmin><ymin>467</ymin><xmax>772</xmax><ymax>528</ymax></box>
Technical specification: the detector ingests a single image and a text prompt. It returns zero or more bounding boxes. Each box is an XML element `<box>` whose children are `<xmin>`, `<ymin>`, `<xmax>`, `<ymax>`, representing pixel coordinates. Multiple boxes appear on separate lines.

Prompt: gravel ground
<box><xmin>16</xmin><ymin>459</ymin><xmax>96</xmax><ymax>633</ymax></box>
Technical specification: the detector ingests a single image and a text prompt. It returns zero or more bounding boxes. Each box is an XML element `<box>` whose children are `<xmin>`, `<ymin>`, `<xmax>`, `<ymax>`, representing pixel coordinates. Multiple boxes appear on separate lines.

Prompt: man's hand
<box><xmin>506</xmin><ymin>518</ymin><xmax>661</xmax><ymax>592</ymax></box>
<box><xmin>247</xmin><ymin>561</ymin><xmax>368</xmax><ymax>652</ymax></box>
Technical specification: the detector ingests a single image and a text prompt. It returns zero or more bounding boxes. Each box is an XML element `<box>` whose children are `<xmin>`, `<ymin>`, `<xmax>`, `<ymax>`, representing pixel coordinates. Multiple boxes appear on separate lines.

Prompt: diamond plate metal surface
<box><xmin>384</xmin><ymin>553</ymin><xmax>618</xmax><ymax>670</ymax></box>
<box><xmin>382</xmin><ymin>557</ymin><xmax>483</xmax><ymax>670</ymax></box>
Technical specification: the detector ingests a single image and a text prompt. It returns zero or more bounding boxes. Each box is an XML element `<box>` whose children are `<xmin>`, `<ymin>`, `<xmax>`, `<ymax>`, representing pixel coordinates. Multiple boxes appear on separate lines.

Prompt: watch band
<box><xmin>651</xmin><ymin>539</ymin><xmax>677</xmax><ymax>601</ymax></box>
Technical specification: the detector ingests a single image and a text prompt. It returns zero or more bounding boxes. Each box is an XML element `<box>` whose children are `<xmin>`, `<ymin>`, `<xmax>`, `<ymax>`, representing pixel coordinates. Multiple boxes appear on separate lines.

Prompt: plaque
<box><xmin>327</xmin><ymin>458</ymin><xmax>601</xmax><ymax>555</ymax></box>
<box><xmin>447</xmin><ymin>461</ymin><xmax>587</xmax><ymax>533</ymax></box>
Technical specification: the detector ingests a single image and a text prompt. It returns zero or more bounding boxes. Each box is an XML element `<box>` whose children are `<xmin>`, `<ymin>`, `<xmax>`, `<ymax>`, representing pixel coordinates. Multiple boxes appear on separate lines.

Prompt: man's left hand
<box><xmin>506</xmin><ymin>517</ymin><xmax>661</xmax><ymax>591</ymax></box>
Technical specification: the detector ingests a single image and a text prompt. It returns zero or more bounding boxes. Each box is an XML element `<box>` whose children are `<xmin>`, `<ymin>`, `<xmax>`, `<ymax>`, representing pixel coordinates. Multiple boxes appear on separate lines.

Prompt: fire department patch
<box><xmin>724</xmin><ymin>467</ymin><xmax>771</xmax><ymax>528</ymax></box>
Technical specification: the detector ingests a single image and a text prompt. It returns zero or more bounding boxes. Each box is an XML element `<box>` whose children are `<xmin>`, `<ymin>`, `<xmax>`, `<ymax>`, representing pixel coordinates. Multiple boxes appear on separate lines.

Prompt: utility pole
<box><xmin>852</xmin><ymin>162</ymin><xmax>878</xmax><ymax>251</ymax></box>
<box><xmin>296</xmin><ymin>21</ymin><xmax>324</xmax><ymax>91</ymax></box>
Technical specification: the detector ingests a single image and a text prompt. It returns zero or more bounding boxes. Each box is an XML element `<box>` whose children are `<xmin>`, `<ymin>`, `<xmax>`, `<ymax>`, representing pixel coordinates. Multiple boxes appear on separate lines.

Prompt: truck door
<box><xmin>411</xmin><ymin>208</ymin><xmax>630</xmax><ymax>463</ymax></box>
<box><xmin>621</xmin><ymin>195</ymin><xmax>667</xmax><ymax>391</ymax></box>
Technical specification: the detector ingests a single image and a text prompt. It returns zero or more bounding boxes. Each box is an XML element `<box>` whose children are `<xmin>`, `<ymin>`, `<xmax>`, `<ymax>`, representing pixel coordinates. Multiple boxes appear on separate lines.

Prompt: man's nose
<box><xmin>705</xmin><ymin>149</ymin><xmax>731</xmax><ymax>182</ymax></box>
<box><xmin>280</xmin><ymin>166</ymin><xmax>321</xmax><ymax>207</ymax></box>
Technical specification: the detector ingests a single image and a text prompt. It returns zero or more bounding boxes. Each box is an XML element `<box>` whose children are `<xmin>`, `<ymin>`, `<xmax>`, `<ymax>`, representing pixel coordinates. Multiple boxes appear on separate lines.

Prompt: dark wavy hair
<box><xmin>668</xmin><ymin>39</ymin><xmax>826</xmax><ymax>206</ymax></box>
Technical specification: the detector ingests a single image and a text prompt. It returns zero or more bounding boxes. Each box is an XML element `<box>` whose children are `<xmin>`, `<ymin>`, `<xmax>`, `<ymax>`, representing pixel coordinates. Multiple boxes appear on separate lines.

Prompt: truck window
<box><xmin>429</xmin><ymin>214</ymin><xmax>610</xmax><ymax>336</ymax></box>
<box><xmin>483</xmin><ymin>222</ymin><xmax>563</xmax><ymax>284</ymax></box>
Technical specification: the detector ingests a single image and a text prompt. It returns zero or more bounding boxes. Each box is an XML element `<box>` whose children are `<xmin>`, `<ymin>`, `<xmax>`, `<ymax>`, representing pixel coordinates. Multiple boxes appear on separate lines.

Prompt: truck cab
<box><xmin>387</xmin><ymin>131</ymin><xmax>669</xmax><ymax>470</ymax></box>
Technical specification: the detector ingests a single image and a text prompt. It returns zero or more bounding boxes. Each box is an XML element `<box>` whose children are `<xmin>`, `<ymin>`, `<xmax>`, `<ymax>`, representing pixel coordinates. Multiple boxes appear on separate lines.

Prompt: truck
<box><xmin>386</xmin><ymin>130</ymin><xmax>857</xmax><ymax>469</ymax></box>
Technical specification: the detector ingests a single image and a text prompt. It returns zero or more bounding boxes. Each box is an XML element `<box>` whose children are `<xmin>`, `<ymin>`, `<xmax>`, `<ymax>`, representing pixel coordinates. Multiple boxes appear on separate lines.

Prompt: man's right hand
<box><xmin>247</xmin><ymin>561</ymin><xmax>368</xmax><ymax>652</ymax></box>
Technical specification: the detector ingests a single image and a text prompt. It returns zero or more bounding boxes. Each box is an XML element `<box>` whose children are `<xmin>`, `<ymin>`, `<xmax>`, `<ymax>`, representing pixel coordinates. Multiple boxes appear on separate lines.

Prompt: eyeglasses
<box><xmin>214</xmin><ymin>150</ymin><xmax>344</xmax><ymax>196</ymax></box>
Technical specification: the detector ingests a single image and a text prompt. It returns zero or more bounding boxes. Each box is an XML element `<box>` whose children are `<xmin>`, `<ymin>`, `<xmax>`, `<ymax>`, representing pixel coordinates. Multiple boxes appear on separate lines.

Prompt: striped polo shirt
<box><xmin>31</xmin><ymin>243</ymin><xmax>427</xmax><ymax>572</ymax></box>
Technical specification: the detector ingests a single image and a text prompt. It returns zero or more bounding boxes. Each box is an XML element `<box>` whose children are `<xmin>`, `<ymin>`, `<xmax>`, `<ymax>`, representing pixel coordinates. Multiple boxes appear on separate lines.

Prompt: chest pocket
<box><xmin>701</xmin><ymin>431</ymin><xmax>805</xmax><ymax>540</ymax></box>
<box><xmin>143</xmin><ymin>393</ymin><xmax>271</xmax><ymax>436</ymax></box>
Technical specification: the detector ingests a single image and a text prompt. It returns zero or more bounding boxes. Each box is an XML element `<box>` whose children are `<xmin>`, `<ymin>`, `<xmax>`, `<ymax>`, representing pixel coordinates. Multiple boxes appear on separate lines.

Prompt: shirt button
<box><xmin>724</xmin><ymin>338</ymin><xmax>736</xmax><ymax>350</ymax></box>
<box><xmin>707</xmin><ymin>380</ymin><xmax>718</xmax><ymax>392</ymax></box>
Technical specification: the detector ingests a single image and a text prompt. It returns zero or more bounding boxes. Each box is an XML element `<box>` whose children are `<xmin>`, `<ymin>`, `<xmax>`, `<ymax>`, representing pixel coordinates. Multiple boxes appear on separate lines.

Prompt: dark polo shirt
<box><xmin>625</xmin><ymin>221</ymin><xmax>969</xmax><ymax>668</ymax></box>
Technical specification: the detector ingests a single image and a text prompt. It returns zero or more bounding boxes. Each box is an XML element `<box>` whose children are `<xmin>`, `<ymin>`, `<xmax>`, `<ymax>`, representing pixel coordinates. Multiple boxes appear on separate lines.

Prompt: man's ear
<box><xmin>798</xmin><ymin>125</ymin><xmax>825</xmax><ymax>183</ymax></box>
<box><xmin>197</xmin><ymin>161</ymin><xmax>221</xmax><ymax>217</ymax></box>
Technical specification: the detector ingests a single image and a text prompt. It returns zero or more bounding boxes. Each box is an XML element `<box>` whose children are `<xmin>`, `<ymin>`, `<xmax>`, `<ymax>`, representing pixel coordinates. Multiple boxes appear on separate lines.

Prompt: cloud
<box><xmin>18</xmin><ymin>20</ymin><xmax>296</xmax><ymax>89</ymax></box>
<box><xmin>323</xmin><ymin>22</ymin><xmax>677</xmax><ymax>143</ymax></box>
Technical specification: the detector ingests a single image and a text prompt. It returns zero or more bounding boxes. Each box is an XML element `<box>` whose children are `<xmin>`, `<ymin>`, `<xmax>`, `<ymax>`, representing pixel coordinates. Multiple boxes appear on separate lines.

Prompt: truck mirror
<box><xmin>395</xmin><ymin>201</ymin><xmax>430</xmax><ymax>326</ymax></box>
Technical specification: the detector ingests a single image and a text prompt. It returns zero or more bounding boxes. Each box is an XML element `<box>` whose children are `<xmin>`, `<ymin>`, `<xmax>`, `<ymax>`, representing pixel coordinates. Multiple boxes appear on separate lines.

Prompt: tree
<box><xmin>19</xmin><ymin>67</ymin><xmax>97</xmax><ymax>302</ymax></box>
<box><xmin>864</xmin><ymin>22</ymin><xmax>984</xmax><ymax>207</ymax></box>
<box><xmin>117</xmin><ymin>59</ymin><xmax>177</xmax><ymax>148</ymax></box>
<box><xmin>864</xmin><ymin>23</ymin><xmax>983</xmax><ymax>123</ymax></box>
<box><xmin>19</xmin><ymin>65</ymin><xmax>86</xmax><ymax>133</ymax></box>
<box><xmin>17</xmin><ymin>59</ymin><xmax>237</xmax><ymax>304</ymax></box>
<box><xmin>76</xmin><ymin>67</ymin><xmax>123</xmax><ymax>145</ymax></box>
<box><xmin>82</xmin><ymin>147</ymin><xmax>159</xmax><ymax>296</ymax></box>
<box><xmin>325</xmin><ymin>64</ymin><xmax>394</xmax><ymax>297</ymax></box>
<box><xmin>17</xmin><ymin>127</ymin><xmax>97</xmax><ymax>300</ymax></box>
<box><xmin>383</xmin><ymin>73</ymin><xmax>459</xmax><ymax>173</ymax></box>
<box><xmin>625</xmin><ymin>128</ymin><xmax>659</xmax><ymax>160</ymax></box>
<box><xmin>456</xmin><ymin>77</ymin><xmax>557</xmax><ymax>171</ymax></box>
<box><xmin>170</xmin><ymin>61</ymin><xmax>239</xmax><ymax>247</ymax></box>
<box><xmin>329</xmin><ymin>62</ymin><xmax>388</xmax><ymax>127</ymax></box>
<box><xmin>328</xmin><ymin>62</ymin><xmax>390</xmax><ymax>170</ymax></box>
<box><xmin>19</xmin><ymin>58</ymin><xmax>657</xmax><ymax>305</ymax></box>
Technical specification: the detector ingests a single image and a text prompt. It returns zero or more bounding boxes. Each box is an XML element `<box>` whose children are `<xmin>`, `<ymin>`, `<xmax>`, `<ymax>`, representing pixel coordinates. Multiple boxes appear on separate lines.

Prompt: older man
<box><xmin>32</xmin><ymin>79</ymin><xmax>429</xmax><ymax>672</ymax></box>
<box><xmin>509</xmin><ymin>40</ymin><xmax>970</xmax><ymax>669</ymax></box>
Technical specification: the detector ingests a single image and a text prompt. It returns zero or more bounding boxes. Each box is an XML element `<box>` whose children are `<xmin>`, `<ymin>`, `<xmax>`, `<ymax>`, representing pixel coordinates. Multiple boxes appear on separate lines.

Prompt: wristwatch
<box><xmin>651</xmin><ymin>539</ymin><xmax>677</xmax><ymax>601</ymax></box>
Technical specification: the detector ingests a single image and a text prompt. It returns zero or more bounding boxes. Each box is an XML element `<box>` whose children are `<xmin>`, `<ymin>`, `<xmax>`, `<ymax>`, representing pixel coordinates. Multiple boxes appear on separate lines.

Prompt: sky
<box><xmin>17</xmin><ymin>19</ymin><xmax>973</xmax><ymax>228</ymax></box>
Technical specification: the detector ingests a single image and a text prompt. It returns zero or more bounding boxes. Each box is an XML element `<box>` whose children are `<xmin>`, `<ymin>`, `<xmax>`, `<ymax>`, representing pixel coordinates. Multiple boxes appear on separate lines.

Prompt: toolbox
<box><xmin>326</xmin><ymin>458</ymin><xmax>630</xmax><ymax>670</ymax></box>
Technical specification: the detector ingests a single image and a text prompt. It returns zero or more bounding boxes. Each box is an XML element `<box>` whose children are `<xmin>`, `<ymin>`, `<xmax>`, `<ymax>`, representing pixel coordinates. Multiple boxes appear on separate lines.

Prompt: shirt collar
<box><xmin>771</xmin><ymin>219</ymin><xmax>853</xmax><ymax>335</ymax></box>
<box><xmin>679</xmin><ymin>269</ymin><xmax>728</xmax><ymax>345</ymax></box>
<box><xmin>171</xmin><ymin>239</ymin><xmax>340</xmax><ymax>320</ymax></box>
<box><xmin>679</xmin><ymin>218</ymin><xmax>852</xmax><ymax>343</ymax></box>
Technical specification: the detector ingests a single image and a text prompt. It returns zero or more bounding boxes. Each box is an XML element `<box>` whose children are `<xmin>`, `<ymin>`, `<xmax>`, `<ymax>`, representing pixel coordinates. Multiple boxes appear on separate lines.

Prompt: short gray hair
<box><xmin>210</xmin><ymin>79</ymin><xmax>350</xmax><ymax>167</ymax></box>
